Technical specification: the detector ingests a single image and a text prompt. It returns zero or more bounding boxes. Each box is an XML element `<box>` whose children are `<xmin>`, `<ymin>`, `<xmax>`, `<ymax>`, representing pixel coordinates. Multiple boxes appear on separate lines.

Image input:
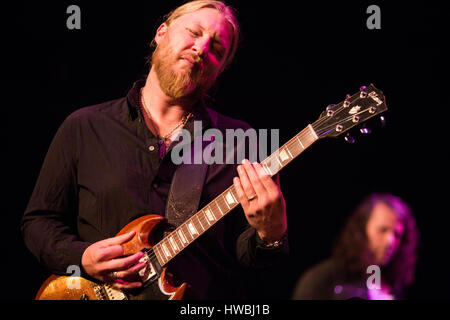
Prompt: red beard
<box><xmin>152</xmin><ymin>39</ymin><xmax>214</xmax><ymax>102</ymax></box>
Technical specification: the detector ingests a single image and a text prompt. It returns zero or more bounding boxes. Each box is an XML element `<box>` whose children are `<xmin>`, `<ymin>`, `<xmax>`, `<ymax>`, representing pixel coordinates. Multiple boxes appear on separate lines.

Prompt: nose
<box><xmin>192</xmin><ymin>37</ymin><xmax>211</xmax><ymax>58</ymax></box>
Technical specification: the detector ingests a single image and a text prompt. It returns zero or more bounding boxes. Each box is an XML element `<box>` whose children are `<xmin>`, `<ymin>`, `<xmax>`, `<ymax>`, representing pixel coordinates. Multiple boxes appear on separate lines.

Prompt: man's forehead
<box><xmin>172</xmin><ymin>8</ymin><xmax>233</xmax><ymax>43</ymax></box>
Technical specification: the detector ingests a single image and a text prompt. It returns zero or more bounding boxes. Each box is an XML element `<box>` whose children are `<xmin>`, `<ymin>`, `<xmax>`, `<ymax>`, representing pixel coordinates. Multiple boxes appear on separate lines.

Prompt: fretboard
<box><xmin>152</xmin><ymin>124</ymin><xmax>319</xmax><ymax>267</ymax></box>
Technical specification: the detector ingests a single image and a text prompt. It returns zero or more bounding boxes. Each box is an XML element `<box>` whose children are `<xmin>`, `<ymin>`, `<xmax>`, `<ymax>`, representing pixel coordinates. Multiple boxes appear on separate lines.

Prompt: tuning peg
<box><xmin>344</xmin><ymin>95</ymin><xmax>351</xmax><ymax>107</ymax></box>
<box><xmin>344</xmin><ymin>133</ymin><xmax>355</xmax><ymax>144</ymax></box>
<box><xmin>326</xmin><ymin>104</ymin><xmax>337</xmax><ymax>111</ymax></box>
<box><xmin>326</xmin><ymin>104</ymin><xmax>337</xmax><ymax>116</ymax></box>
<box><xmin>360</xmin><ymin>85</ymin><xmax>368</xmax><ymax>98</ymax></box>
<box><xmin>360</xmin><ymin>124</ymin><xmax>372</xmax><ymax>135</ymax></box>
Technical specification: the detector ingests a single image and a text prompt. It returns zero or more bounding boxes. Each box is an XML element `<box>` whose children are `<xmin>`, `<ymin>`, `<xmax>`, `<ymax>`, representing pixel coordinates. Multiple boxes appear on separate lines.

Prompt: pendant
<box><xmin>159</xmin><ymin>138</ymin><xmax>172</xmax><ymax>159</ymax></box>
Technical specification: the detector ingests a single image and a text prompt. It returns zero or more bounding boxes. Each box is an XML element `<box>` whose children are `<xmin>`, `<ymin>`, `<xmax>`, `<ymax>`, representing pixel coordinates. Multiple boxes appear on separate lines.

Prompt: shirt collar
<box><xmin>126</xmin><ymin>78</ymin><xmax>211</xmax><ymax>129</ymax></box>
<box><xmin>126</xmin><ymin>79</ymin><xmax>146</xmax><ymax>121</ymax></box>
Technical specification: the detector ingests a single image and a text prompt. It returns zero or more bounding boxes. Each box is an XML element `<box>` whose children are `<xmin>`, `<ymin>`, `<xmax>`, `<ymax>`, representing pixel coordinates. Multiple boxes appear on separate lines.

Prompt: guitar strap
<box><xmin>165</xmin><ymin>107</ymin><xmax>219</xmax><ymax>229</ymax></box>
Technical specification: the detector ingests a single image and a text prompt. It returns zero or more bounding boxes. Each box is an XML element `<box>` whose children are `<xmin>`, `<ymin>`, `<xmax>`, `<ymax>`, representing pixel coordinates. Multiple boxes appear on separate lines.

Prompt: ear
<box><xmin>154</xmin><ymin>23</ymin><xmax>169</xmax><ymax>45</ymax></box>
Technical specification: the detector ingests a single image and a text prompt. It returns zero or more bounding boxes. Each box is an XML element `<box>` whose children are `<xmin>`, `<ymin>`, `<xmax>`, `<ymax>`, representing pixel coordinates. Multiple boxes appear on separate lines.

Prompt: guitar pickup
<box><xmin>139</xmin><ymin>249</ymin><xmax>162</xmax><ymax>285</ymax></box>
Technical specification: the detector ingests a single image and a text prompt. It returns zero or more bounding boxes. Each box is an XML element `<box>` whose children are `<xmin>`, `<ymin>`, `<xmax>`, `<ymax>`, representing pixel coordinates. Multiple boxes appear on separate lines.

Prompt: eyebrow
<box><xmin>192</xmin><ymin>23</ymin><xmax>226</xmax><ymax>49</ymax></box>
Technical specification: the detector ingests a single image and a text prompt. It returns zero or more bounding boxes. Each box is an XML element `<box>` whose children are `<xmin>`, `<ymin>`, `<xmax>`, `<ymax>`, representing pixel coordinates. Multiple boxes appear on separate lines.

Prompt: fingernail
<box><xmin>260</xmin><ymin>167</ymin><xmax>269</xmax><ymax>175</ymax></box>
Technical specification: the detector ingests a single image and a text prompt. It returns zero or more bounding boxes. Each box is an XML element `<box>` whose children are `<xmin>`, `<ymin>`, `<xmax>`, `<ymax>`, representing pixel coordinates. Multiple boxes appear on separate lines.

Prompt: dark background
<box><xmin>5</xmin><ymin>0</ymin><xmax>448</xmax><ymax>300</ymax></box>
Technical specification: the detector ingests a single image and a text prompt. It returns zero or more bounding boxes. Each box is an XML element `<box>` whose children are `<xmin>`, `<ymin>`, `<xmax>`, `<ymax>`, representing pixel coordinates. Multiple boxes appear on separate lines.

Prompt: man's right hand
<box><xmin>81</xmin><ymin>231</ymin><xmax>146</xmax><ymax>290</ymax></box>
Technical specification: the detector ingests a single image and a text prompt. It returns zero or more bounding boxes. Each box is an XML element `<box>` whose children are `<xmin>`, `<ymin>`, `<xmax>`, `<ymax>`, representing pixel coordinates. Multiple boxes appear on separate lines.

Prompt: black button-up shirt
<box><xmin>22</xmin><ymin>80</ymin><xmax>288</xmax><ymax>299</ymax></box>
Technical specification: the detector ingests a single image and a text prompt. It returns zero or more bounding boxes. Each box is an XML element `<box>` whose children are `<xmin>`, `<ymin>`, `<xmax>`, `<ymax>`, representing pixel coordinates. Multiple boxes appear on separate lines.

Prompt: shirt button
<box><xmin>148</xmin><ymin>145</ymin><xmax>155</xmax><ymax>151</ymax></box>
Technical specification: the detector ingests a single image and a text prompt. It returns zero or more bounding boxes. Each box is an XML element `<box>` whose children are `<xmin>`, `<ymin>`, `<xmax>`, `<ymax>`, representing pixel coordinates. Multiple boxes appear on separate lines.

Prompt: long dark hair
<box><xmin>332</xmin><ymin>193</ymin><xmax>420</xmax><ymax>294</ymax></box>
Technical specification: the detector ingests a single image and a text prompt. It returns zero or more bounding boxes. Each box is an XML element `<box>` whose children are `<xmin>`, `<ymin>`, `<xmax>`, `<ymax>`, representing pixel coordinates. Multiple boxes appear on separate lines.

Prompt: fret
<box><xmin>229</xmin><ymin>187</ymin><xmax>239</xmax><ymax>202</ymax></box>
<box><xmin>173</xmin><ymin>231</ymin><xmax>184</xmax><ymax>250</ymax></box>
<box><xmin>296</xmin><ymin>135</ymin><xmax>305</xmax><ymax>149</ymax></box>
<box><xmin>203</xmin><ymin>210</ymin><xmax>211</xmax><ymax>226</ymax></box>
<box><xmin>273</xmin><ymin>157</ymin><xmax>282</xmax><ymax>172</ymax></box>
<box><xmin>224</xmin><ymin>189</ymin><xmax>238</xmax><ymax>207</ymax></box>
<box><xmin>211</xmin><ymin>204</ymin><xmax>221</xmax><ymax>219</ymax></box>
<box><xmin>274</xmin><ymin>154</ymin><xmax>282</xmax><ymax>167</ymax></box>
<box><xmin>220</xmin><ymin>198</ymin><xmax>230</xmax><ymax>213</ymax></box>
<box><xmin>159</xmin><ymin>245</ymin><xmax>168</xmax><ymax>265</ymax></box>
<box><xmin>308</xmin><ymin>124</ymin><xmax>319</xmax><ymax>140</ymax></box>
<box><xmin>187</xmin><ymin>220</ymin><xmax>199</xmax><ymax>237</ymax></box>
<box><xmin>161</xmin><ymin>242</ymin><xmax>171</xmax><ymax>260</ymax></box>
<box><xmin>262</xmin><ymin>155</ymin><xmax>283</xmax><ymax>176</ymax></box>
<box><xmin>222</xmin><ymin>194</ymin><xmax>230</xmax><ymax>209</ymax></box>
<box><xmin>284</xmin><ymin>147</ymin><xmax>293</xmax><ymax>159</ymax></box>
<box><xmin>214</xmin><ymin>200</ymin><xmax>224</xmax><ymax>216</ymax></box>
<box><xmin>204</xmin><ymin>207</ymin><xmax>216</xmax><ymax>223</ymax></box>
<box><xmin>168</xmin><ymin>235</ymin><xmax>179</xmax><ymax>252</ymax></box>
<box><xmin>177</xmin><ymin>228</ymin><xmax>188</xmax><ymax>245</ymax></box>
<box><xmin>262</xmin><ymin>162</ymin><xmax>274</xmax><ymax>176</ymax></box>
<box><xmin>301</xmin><ymin>135</ymin><xmax>312</xmax><ymax>147</ymax></box>
<box><xmin>182</xmin><ymin>224</ymin><xmax>194</xmax><ymax>242</ymax></box>
<box><xmin>197</xmin><ymin>215</ymin><xmax>205</xmax><ymax>231</ymax></box>
<box><xmin>166</xmin><ymin>238</ymin><xmax>177</xmax><ymax>257</ymax></box>
<box><xmin>278</xmin><ymin>148</ymin><xmax>291</xmax><ymax>162</ymax></box>
<box><xmin>162</xmin><ymin>239</ymin><xmax>173</xmax><ymax>258</ymax></box>
<box><xmin>153</xmin><ymin>245</ymin><xmax>165</xmax><ymax>266</ymax></box>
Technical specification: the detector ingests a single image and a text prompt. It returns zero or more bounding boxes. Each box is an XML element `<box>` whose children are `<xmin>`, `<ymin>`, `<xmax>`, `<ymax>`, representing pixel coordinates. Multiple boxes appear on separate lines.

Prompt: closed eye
<box><xmin>186</xmin><ymin>27</ymin><xmax>200</xmax><ymax>37</ymax></box>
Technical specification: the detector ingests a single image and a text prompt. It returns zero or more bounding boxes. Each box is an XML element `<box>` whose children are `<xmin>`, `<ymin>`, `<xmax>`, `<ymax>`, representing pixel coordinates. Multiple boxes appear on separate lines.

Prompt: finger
<box><xmin>253</xmin><ymin>162</ymin><xmax>280</xmax><ymax>195</ymax></box>
<box><xmin>111</xmin><ymin>279</ymin><xmax>143</xmax><ymax>291</ymax></box>
<box><xmin>237</xmin><ymin>160</ymin><xmax>258</xmax><ymax>199</ymax></box>
<box><xmin>233</xmin><ymin>177</ymin><xmax>250</xmax><ymax>210</ymax></box>
<box><xmin>241</xmin><ymin>159</ymin><xmax>267</xmax><ymax>196</ymax></box>
<box><xmin>98</xmin><ymin>244</ymin><xmax>125</xmax><ymax>261</ymax></box>
<box><xmin>103</xmin><ymin>251</ymin><xmax>145</xmax><ymax>272</ymax></box>
<box><xmin>102</xmin><ymin>231</ymin><xmax>136</xmax><ymax>246</ymax></box>
<box><xmin>115</xmin><ymin>261</ymin><xmax>147</xmax><ymax>280</ymax></box>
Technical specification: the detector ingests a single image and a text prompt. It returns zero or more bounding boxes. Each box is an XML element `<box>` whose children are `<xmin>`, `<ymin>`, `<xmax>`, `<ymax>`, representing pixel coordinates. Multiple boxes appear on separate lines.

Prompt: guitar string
<box><xmin>135</xmin><ymin>125</ymin><xmax>332</xmax><ymax>264</ymax></box>
<box><xmin>312</xmin><ymin>108</ymin><xmax>380</xmax><ymax>137</ymax></box>
<box><xmin>94</xmin><ymin>95</ymin><xmax>380</xmax><ymax>289</ymax></box>
<box><xmin>134</xmin><ymin>104</ymin><xmax>382</xmax><ymax>265</ymax></box>
<box><xmin>143</xmin><ymin>129</ymin><xmax>316</xmax><ymax>265</ymax></box>
<box><xmin>142</xmin><ymin>128</ymin><xmax>313</xmax><ymax>260</ymax></box>
<box><xmin>144</xmin><ymin>177</ymin><xmax>255</xmax><ymax>264</ymax></box>
<box><xmin>146</xmin><ymin>193</ymin><xmax>240</xmax><ymax>265</ymax></box>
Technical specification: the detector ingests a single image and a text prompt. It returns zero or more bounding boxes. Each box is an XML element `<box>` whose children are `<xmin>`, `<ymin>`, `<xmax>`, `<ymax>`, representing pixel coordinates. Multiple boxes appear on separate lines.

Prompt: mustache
<box><xmin>193</xmin><ymin>54</ymin><xmax>202</xmax><ymax>64</ymax></box>
<box><xmin>180</xmin><ymin>53</ymin><xmax>203</xmax><ymax>67</ymax></box>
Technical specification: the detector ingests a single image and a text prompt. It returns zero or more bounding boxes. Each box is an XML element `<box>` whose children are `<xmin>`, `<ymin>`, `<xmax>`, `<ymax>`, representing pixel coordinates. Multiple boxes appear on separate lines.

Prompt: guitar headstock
<box><xmin>312</xmin><ymin>84</ymin><xmax>387</xmax><ymax>139</ymax></box>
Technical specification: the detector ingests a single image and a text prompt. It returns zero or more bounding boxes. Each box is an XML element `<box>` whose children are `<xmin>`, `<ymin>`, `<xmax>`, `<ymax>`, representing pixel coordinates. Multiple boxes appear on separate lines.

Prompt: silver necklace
<box><xmin>140</xmin><ymin>89</ymin><xmax>192</xmax><ymax>156</ymax></box>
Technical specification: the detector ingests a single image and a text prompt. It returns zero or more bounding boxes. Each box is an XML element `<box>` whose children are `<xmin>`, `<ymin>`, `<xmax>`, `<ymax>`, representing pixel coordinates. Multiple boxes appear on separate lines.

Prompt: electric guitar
<box><xmin>35</xmin><ymin>84</ymin><xmax>387</xmax><ymax>300</ymax></box>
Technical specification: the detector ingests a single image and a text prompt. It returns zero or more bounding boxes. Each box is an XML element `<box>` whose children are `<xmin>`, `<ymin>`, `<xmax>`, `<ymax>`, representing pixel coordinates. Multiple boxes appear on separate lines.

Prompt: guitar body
<box><xmin>35</xmin><ymin>215</ymin><xmax>187</xmax><ymax>300</ymax></box>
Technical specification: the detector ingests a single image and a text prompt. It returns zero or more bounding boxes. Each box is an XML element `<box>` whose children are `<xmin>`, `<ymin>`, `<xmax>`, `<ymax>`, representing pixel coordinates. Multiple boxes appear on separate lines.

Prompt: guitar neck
<box><xmin>152</xmin><ymin>124</ymin><xmax>319</xmax><ymax>267</ymax></box>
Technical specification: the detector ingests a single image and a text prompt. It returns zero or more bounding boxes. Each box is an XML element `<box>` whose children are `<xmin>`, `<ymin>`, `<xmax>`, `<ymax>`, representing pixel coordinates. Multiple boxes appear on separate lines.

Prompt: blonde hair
<box><xmin>150</xmin><ymin>0</ymin><xmax>240</xmax><ymax>71</ymax></box>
